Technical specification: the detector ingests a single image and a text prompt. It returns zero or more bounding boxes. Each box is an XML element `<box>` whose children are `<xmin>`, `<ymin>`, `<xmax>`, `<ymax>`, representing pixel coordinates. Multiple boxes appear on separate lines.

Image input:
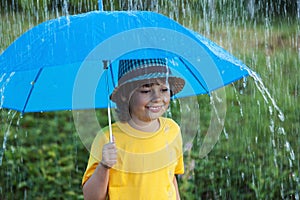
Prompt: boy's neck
<box><xmin>128</xmin><ymin>118</ymin><xmax>160</xmax><ymax>133</ymax></box>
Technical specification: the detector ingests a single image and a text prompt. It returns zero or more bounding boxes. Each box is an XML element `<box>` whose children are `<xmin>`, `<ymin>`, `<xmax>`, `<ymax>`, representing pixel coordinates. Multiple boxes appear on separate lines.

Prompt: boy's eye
<box><xmin>140</xmin><ymin>90</ymin><xmax>151</xmax><ymax>94</ymax></box>
<box><xmin>139</xmin><ymin>88</ymin><xmax>169</xmax><ymax>94</ymax></box>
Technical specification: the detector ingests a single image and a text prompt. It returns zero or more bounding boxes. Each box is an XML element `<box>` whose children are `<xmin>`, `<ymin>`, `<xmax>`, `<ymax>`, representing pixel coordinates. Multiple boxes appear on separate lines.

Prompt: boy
<box><xmin>82</xmin><ymin>58</ymin><xmax>185</xmax><ymax>200</ymax></box>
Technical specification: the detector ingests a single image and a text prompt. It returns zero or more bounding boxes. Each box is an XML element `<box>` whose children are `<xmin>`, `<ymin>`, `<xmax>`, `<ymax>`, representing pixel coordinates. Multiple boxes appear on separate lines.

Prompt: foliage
<box><xmin>0</xmin><ymin>111</ymin><xmax>87</xmax><ymax>199</ymax></box>
<box><xmin>1</xmin><ymin>0</ymin><xmax>299</xmax><ymax>19</ymax></box>
<box><xmin>175</xmin><ymin>20</ymin><xmax>300</xmax><ymax>199</ymax></box>
<box><xmin>0</xmin><ymin>0</ymin><xmax>299</xmax><ymax>199</ymax></box>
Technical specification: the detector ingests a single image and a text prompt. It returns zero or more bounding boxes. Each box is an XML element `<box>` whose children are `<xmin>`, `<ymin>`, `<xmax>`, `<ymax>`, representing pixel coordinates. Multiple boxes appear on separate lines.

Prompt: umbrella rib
<box><xmin>109</xmin><ymin>62</ymin><xmax>116</xmax><ymax>89</ymax></box>
<box><xmin>22</xmin><ymin>68</ymin><xmax>43</xmax><ymax>113</ymax></box>
<box><xmin>178</xmin><ymin>57</ymin><xmax>209</xmax><ymax>94</ymax></box>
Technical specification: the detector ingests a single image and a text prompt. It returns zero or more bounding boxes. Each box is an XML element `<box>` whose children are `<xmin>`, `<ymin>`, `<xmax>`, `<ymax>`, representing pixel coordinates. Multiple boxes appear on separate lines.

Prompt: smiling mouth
<box><xmin>146</xmin><ymin>105</ymin><xmax>164</xmax><ymax>113</ymax></box>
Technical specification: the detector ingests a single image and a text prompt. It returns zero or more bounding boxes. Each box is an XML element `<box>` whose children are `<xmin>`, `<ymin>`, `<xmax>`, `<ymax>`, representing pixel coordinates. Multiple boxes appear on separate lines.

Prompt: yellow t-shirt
<box><xmin>82</xmin><ymin>117</ymin><xmax>184</xmax><ymax>200</ymax></box>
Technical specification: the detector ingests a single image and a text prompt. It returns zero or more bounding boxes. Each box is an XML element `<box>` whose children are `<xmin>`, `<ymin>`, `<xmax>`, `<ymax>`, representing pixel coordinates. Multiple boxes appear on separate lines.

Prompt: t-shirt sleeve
<box><xmin>175</xmin><ymin>154</ymin><xmax>184</xmax><ymax>174</ymax></box>
<box><xmin>175</xmin><ymin>129</ymin><xmax>184</xmax><ymax>175</ymax></box>
<box><xmin>82</xmin><ymin>131</ymin><xmax>109</xmax><ymax>186</ymax></box>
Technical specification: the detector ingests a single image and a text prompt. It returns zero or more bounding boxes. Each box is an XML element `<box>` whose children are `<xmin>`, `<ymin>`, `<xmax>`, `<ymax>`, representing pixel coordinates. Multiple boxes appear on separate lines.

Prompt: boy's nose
<box><xmin>151</xmin><ymin>90</ymin><xmax>162</xmax><ymax>102</ymax></box>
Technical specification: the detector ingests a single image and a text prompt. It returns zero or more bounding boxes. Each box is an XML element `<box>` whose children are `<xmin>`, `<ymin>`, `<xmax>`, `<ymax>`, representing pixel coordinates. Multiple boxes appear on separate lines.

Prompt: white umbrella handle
<box><xmin>108</xmin><ymin>101</ymin><xmax>113</xmax><ymax>143</ymax></box>
<box><xmin>104</xmin><ymin>60</ymin><xmax>113</xmax><ymax>143</ymax></box>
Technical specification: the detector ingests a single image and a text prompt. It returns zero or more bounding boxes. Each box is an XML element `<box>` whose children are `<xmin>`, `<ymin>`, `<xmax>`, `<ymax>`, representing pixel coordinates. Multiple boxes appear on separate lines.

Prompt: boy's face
<box><xmin>128</xmin><ymin>80</ymin><xmax>170</xmax><ymax>124</ymax></box>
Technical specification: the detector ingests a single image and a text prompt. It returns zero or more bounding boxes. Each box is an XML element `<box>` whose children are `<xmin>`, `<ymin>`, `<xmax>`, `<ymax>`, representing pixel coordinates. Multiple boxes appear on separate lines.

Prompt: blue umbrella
<box><xmin>0</xmin><ymin>11</ymin><xmax>251</xmax><ymax>113</ymax></box>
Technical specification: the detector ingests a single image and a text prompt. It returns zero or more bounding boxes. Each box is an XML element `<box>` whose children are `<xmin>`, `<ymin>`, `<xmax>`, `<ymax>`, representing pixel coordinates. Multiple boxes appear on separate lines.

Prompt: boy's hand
<box><xmin>100</xmin><ymin>142</ymin><xmax>117</xmax><ymax>169</ymax></box>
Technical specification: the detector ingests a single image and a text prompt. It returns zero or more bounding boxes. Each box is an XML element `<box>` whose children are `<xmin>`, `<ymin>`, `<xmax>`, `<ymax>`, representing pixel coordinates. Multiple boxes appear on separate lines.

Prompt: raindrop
<box><xmin>223</xmin><ymin>127</ymin><xmax>228</xmax><ymax>140</ymax></box>
<box><xmin>0</xmin><ymin>72</ymin><xmax>15</xmax><ymax>109</ymax></box>
<box><xmin>0</xmin><ymin>110</ymin><xmax>17</xmax><ymax>166</ymax></box>
<box><xmin>241</xmin><ymin>172</ymin><xmax>245</xmax><ymax>181</ymax></box>
<box><xmin>248</xmin><ymin>70</ymin><xmax>285</xmax><ymax>122</ymax></box>
<box><xmin>285</xmin><ymin>141</ymin><xmax>295</xmax><ymax>161</ymax></box>
<box><xmin>269</xmin><ymin>119</ymin><xmax>274</xmax><ymax>133</ymax></box>
<box><xmin>278</xmin><ymin>127</ymin><xmax>286</xmax><ymax>135</ymax></box>
<box><xmin>232</xmin><ymin>83</ymin><xmax>244</xmax><ymax>117</ymax></box>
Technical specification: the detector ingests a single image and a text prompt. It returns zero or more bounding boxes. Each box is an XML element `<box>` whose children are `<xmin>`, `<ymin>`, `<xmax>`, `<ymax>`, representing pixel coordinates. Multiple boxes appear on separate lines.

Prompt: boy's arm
<box><xmin>173</xmin><ymin>176</ymin><xmax>181</xmax><ymax>200</ymax></box>
<box><xmin>83</xmin><ymin>141</ymin><xmax>117</xmax><ymax>200</ymax></box>
<box><xmin>82</xmin><ymin>164</ymin><xmax>109</xmax><ymax>200</ymax></box>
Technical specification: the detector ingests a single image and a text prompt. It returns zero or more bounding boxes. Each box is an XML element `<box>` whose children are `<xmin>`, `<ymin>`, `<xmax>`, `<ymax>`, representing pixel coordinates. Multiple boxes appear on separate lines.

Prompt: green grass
<box><xmin>1</xmin><ymin>3</ymin><xmax>300</xmax><ymax>200</ymax></box>
<box><xmin>178</xmin><ymin>19</ymin><xmax>300</xmax><ymax>199</ymax></box>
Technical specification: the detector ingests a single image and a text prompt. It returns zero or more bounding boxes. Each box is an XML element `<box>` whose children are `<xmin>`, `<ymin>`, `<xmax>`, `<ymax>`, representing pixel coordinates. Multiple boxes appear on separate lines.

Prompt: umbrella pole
<box><xmin>104</xmin><ymin>60</ymin><xmax>113</xmax><ymax>143</ymax></box>
<box><xmin>107</xmin><ymin>102</ymin><xmax>113</xmax><ymax>143</ymax></box>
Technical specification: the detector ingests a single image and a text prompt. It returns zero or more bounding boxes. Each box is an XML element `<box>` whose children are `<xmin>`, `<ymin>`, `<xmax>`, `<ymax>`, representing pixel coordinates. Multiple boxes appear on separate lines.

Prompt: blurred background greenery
<box><xmin>0</xmin><ymin>0</ymin><xmax>299</xmax><ymax>199</ymax></box>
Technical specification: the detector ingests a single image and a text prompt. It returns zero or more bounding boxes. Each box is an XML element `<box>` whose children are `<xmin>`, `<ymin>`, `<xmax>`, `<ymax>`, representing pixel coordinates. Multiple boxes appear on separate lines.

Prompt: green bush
<box><xmin>0</xmin><ymin>111</ymin><xmax>87</xmax><ymax>199</ymax></box>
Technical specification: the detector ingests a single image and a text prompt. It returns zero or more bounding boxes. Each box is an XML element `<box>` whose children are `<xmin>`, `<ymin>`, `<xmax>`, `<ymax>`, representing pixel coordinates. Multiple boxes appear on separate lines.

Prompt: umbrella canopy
<box><xmin>0</xmin><ymin>11</ymin><xmax>250</xmax><ymax>113</ymax></box>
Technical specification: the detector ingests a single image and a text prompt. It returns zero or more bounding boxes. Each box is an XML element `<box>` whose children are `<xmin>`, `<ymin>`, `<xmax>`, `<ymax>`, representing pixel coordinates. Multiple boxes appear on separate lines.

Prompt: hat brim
<box><xmin>110</xmin><ymin>74</ymin><xmax>185</xmax><ymax>103</ymax></box>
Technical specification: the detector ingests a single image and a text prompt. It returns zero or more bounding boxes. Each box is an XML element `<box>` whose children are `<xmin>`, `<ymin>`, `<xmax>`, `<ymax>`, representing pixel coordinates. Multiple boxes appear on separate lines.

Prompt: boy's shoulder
<box><xmin>160</xmin><ymin>117</ymin><xmax>180</xmax><ymax>129</ymax></box>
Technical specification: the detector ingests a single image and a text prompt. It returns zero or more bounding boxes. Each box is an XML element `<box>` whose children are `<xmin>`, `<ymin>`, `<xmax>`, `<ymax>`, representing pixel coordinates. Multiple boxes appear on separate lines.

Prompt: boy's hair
<box><xmin>113</xmin><ymin>82</ymin><xmax>137</xmax><ymax>122</ymax></box>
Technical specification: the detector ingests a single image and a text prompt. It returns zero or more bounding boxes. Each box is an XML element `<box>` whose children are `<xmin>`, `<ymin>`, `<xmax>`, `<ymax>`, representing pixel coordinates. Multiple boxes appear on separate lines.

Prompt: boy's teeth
<box><xmin>148</xmin><ymin>106</ymin><xmax>161</xmax><ymax>111</ymax></box>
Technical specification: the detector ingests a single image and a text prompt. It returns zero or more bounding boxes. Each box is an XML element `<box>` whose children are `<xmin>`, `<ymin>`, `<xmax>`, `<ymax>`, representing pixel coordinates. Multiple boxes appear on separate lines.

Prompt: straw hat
<box><xmin>110</xmin><ymin>58</ymin><xmax>185</xmax><ymax>102</ymax></box>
